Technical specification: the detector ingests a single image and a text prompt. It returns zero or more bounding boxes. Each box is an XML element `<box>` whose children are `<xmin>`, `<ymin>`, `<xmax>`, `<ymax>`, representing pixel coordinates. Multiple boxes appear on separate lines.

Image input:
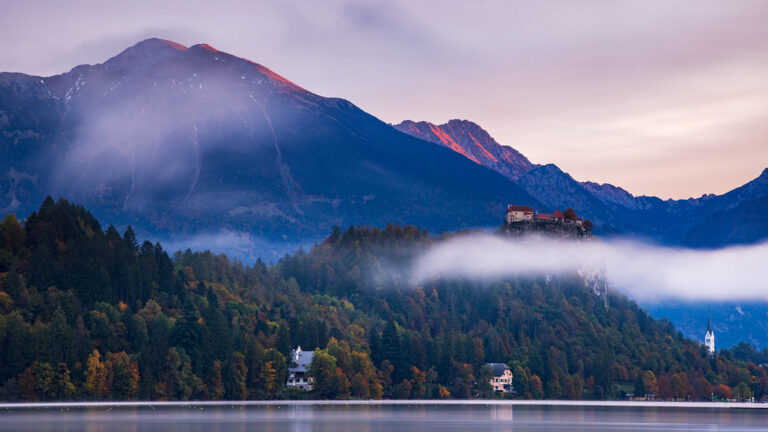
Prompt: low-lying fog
<box><xmin>411</xmin><ymin>234</ymin><xmax>768</xmax><ymax>302</ymax></box>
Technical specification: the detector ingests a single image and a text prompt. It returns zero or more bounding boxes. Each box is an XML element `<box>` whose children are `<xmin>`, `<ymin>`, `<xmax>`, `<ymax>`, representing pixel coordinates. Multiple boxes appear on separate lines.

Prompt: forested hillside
<box><xmin>0</xmin><ymin>198</ymin><xmax>765</xmax><ymax>402</ymax></box>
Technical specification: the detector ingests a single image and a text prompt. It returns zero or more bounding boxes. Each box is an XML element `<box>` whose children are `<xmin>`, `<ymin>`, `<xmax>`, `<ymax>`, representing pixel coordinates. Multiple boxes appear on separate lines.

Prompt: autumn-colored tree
<box><xmin>309</xmin><ymin>350</ymin><xmax>338</xmax><ymax>399</ymax></box>
<box><xmin>642</xmin><ymin>370</ymin><xmax>658</xmax><ymax>395</ymax></box>
<box><xmin>330</xmin><ymin>367</ymin><xmax>351</xmax><ymax>399</ymax></box>
<box><xmin>17</xmin><ymin>366</ymin><xmax>38</xmax><ymax>401</ymax></box>
<box><xmin>51</xmin><ymin>363</ymin><xmax>75</xmax><ymax>400</ymax></box>
<box><xmin>451</xmin><ymin>363</ymin><xmax>475</xmax><ymax>399</ymax></box>
<box><xmin>713</xmin><ymin>384</ymin><xmax>733</xmax><ymax>400</ymax></box>
<box><xmin>410</xmin><ymin>366</ymin><xmax>427</xmax><ymax>398</ymax></box>
<box><xmin>438</xmin><ymin>385</ymin><xmax>450</xmax><ymax>398</ymax></box>
<box><xmin>393</xmin><ymin>379</ymin><xmax>412</xmax><ymax>399</ymax></box>
<box><xmin>263</xmin><ymin>348</ymin><xmax>288</xmax><ymax>393</ymax></box>
<box><xmin>350</xmin><ymin>351</ymin><xmax>381</xmax><ymax>399</ymax></box>
<box><xmin>261</xmin><ymin>361</ymin><xmax>277</xmax><ymax>395</ymax></box>
<box><xmin>106</xmin><ymin>351</ymin><xmax>139</xmax><ymax>400</ymax></box>
<box><xmin>207</xmin><ymin>360</ymin><xmax>225</xmax><ymax>400</ymax></box>
<box><xmin>377</xmin><ymin>360</ymin><xmax>394</xmax><ymax>389</ymax></box>
<box><xmin>33</xmin><ymin>362</ymin><xmax>54</xmax><ymax>401</ymax></box>
<box><xmin>326</xmin><ymin>338</ymin><xmax>352</xmax><ymax>376</ymax></box>
<box><xmin>529</xmin><ymin>375</ymin><xmax>544</xmax><ymax>399</ymax></box>
<box><xmin>227</xmin><ymin>352</ymin><xmax>248</xmax><ymax>400</ymax></box>
<box><xmin>350</xmin><ymin>373</ymin><xmax>370</xmax><ymax>399</ymax></box>
<box><xmin>670</xmin><ymin>374</ymin><xmax>686</xmax><ymax>400</ymax></box>
<box><xmin>85</xmin><ymin>349</ymin><xmax>109</xmax><ymax>399</ymax></box>
<box><xmin>562</xmin><ymin>373</ymin><xmax>583</xmax><ymax>400</ymax></box>
<box><xmin>657</xmin><ymin>375</ymin><xmax>672</xmax><ymax>400</ymax></box>
<box><xmin>693</xmin><ymin>377</ymin><xmax>712</xmax><ymax>401</ymax></box>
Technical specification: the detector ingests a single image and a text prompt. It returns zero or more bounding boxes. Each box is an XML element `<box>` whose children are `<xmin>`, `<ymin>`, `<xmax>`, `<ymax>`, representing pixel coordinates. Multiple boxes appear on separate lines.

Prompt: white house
<box><xmin>486</xmin><ymin>363</ymin><xmax>514</xmax><ymax>393</ymax></box>
<box><xmin>286</xmin><ymin>346</ymin><xmax>315</xmax><ymax>390</ymax></box>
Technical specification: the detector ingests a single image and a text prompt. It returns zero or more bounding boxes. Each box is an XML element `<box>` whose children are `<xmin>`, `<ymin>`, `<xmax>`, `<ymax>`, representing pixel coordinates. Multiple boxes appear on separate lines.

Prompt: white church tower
<box><xmin>704</xmin><ymin>314</ymin><xmax>715</xmax><ymax>355</ymax></box>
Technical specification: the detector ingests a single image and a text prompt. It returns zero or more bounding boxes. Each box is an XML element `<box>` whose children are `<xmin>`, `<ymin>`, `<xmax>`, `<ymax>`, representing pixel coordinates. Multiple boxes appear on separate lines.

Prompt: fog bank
<box><xmin>411</xmin><ymin>234</ymin><xmax>768</xmax><ymax>301</ymax></box>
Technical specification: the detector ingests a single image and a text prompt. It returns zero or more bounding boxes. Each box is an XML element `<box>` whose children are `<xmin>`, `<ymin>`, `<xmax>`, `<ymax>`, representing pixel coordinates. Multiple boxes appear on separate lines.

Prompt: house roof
<box><xmin>485</xmin><ymin>363</ymin><xmax>511</xmax><ymax>377</ymax></box>
<box><xmin>288</xmin><ymin>349</ymin><xmax>314</xmax><ymax>373</ymax></box>
<box><xmin>553</xmin><ymin>210</ymin><xmax>564</xmax><ymax>218</ymax></box>
<box><xmin>507</xmin><ymin>205</ymin><xmax>533</xmax><ymax>213</ymax></box>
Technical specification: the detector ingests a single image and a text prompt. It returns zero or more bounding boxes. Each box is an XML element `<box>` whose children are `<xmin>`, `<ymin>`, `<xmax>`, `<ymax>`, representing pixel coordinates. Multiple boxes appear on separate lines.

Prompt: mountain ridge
<box><xmin>395</xmin><ymin>117</ymin><xmax>768</xmax><ymax>245</ymax></box>
<box><xmin>0</xmin><ymin>38</ymin><xmax>541</xmax><ymax>253</ymax></box>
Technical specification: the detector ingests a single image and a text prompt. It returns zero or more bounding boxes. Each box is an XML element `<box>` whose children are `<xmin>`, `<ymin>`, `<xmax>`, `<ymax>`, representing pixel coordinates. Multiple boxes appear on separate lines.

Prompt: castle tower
<box><xmin>704</xmin><ymin>314</ymin><xmax>715</xmax><ymax>355</ymax></box>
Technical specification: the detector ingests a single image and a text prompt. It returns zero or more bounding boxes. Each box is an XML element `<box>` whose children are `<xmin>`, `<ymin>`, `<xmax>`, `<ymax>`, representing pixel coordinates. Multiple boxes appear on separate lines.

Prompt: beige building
<box><xmin>486</xmin><ymin>363</ymin><xmax>514</xmax><ymax>393</ymax></box>
<box><xmin>505</xmin><ymin>204</ymin><xmax>533</xmax><ymax>223</ymax></box>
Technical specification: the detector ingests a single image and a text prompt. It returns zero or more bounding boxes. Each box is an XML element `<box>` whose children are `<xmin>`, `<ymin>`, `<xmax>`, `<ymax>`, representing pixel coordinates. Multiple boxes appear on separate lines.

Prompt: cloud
<box><xmin>410</xmin><ymin>234</ymin><xmax>768</xmax><ymax>302</ymax></box>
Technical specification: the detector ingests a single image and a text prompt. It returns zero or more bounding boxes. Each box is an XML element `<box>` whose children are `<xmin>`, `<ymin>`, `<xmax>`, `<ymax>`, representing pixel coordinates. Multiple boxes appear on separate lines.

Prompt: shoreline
<box><xmin>1</xmin><ymin>400</ymin><xmax>766</xmax><ymax>410</ymax></box>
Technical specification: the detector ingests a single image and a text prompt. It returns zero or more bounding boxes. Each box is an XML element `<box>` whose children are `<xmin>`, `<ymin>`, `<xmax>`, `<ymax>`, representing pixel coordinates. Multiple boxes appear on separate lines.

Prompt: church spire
<box><xmin>704</xmin><ymin>313</ymin><xmax>715</xmax><ymax>355</ymax></box>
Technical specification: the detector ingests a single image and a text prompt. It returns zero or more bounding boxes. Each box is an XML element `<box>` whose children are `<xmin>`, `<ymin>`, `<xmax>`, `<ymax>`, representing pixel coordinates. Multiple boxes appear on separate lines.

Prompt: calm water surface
<box><xmin>0</xmin><ymin>404</ymin><xmax>766</xmax><ymax>431</ymax></box>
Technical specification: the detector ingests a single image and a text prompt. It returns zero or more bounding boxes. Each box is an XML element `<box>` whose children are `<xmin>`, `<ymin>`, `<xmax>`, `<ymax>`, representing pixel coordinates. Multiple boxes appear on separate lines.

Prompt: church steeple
<box><xmin>704</xmin><ymin>313</ymin><xmax>715</xmax><ymax>355</ymax></box>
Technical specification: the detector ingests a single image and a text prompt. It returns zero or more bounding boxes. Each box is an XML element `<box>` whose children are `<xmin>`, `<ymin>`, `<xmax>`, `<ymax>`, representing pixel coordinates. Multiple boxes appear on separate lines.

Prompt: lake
<box><xmin>0</xmin><ymin>401</ymin><xmax>766</xmax><ymax>431</ymax></box>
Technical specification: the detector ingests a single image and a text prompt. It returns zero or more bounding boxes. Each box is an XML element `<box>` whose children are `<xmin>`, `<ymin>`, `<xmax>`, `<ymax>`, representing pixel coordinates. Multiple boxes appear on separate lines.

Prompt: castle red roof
<box><xmin>534</xmin><ymin>211</ymin><xmax>565</xmax><ymax>220</ymax></box>
<box><xmin>507</xmin><ymin>205</ymin><xmax>533</xmax><ymax>213</ymax></box>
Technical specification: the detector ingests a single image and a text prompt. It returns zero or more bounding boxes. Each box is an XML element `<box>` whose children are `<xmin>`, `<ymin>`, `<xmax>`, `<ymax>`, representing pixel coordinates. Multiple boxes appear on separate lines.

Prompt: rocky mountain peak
<box><xmin>394</xmin><ymin>118</ymin><xmax>536</xmax><ymax>180</ymax></box>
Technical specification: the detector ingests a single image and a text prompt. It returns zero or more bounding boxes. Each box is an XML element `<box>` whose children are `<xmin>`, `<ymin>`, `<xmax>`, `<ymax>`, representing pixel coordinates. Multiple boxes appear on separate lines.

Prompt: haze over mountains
<box><xmin>2</xmin><ymin>38</ymin><xmax>768</xmax><ymax>346</ymax></box>
<box><xmin>0</xmin><ymin>38</ymin><xmax>539</xmax><ymax>253</ymax></box>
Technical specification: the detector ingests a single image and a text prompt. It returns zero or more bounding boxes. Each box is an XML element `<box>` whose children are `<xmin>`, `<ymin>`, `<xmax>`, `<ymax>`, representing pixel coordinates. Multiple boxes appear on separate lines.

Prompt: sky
<box><xmin>1</xmin><ymin>0</ymin><xmax>767</xmax><ymax>199</ymax></box>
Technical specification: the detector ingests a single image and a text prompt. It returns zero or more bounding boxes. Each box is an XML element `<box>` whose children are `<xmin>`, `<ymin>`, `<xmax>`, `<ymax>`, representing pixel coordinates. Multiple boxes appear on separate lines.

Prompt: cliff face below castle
<box><xmin>500</xmin><ymin>220</ymin><xmax>592</xmax><ymax>240</ymax></box>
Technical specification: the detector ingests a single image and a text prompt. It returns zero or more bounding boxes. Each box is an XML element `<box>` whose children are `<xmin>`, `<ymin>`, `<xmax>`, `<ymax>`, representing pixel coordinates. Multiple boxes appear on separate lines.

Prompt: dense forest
<box><xmin>0</xmin><ymin>197</ymin><xmax>766</xmax><ymax>402</ymax></box>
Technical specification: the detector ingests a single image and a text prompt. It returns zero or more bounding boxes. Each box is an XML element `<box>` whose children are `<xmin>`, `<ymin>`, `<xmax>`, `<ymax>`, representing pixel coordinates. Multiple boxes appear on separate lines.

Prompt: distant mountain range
<box><xmin>2</xmin><ymin>38</ymin><xmax>768</xmax><ymax>347</ymax></box>
<box><xmin>394</xmin><ymin>119</ymin><xmax>768</xmax><ymax>247</ymax></box>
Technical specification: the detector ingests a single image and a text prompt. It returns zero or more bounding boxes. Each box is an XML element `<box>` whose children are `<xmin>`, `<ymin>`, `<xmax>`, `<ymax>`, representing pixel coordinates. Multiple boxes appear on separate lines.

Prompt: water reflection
<box><xmin>0</xmin><ymin>404</ymin><xmax>766</xmax><ymax>432</ymax></box>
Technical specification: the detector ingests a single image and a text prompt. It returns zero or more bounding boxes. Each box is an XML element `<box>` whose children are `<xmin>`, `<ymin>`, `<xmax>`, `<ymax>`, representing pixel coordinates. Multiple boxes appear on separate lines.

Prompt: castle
<box><xmin>505</xmin><ymin>204</ymin><xmax>584</xmax><ymax>228</ymax></box>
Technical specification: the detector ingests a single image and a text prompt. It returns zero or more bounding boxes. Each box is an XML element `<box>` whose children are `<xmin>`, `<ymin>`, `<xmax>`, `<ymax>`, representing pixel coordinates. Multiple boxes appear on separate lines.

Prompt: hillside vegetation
<box><xmin>0</xmin><ymin>198</ymin><xmax>765</xmax><ymax>401</ymax></box>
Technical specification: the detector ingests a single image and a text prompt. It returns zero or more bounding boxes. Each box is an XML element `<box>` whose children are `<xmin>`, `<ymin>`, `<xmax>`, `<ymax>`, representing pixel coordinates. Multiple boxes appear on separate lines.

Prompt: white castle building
<box><xmin>704</xmin><ymin>314</ymin><xmax>715</xmax><ymax>355</ymax></box>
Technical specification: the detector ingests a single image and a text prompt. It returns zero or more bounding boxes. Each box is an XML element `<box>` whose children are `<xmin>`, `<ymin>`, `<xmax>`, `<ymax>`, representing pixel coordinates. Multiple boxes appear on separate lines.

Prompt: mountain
<box><xmin>682</xmin><ymin>194</ymin><xmax>768</xmax><ymax>247</ymax></box>
<box><xmin>391</xmin><ymin>120</ymin><xmax>625</xmax><ymax>233</ymax></box>
<box><xmin>395</xmin><ymin>118</ymin><xmax>768</xmax><ymax>245</ymax></box>
<box><xmin>0</xmin><ymin>38</ymin><xmax>541</xmax><ymax>252</ymax></box>
<box><xmin>392</xmin><ymin>119</ymin><xmax>535</xmax><ymax>180</ymax></box>
<box><xmin>646</xmin><ymin>302</ymin><xmax>768</xmax><ymax>350</ymax></box>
